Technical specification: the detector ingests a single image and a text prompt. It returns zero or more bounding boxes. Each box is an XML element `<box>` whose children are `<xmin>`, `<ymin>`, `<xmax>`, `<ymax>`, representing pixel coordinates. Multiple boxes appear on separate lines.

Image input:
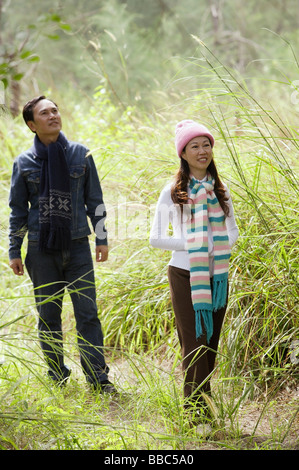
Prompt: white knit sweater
<box><xmin>149</xmin><ymin>180</ymin><xmax>239</xmax><ymax>275</ymax></box>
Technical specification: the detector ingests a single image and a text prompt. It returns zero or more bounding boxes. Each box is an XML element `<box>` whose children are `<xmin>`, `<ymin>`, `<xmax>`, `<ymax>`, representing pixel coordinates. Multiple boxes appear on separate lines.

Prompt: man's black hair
<box><xmin>22</xmin><ymin>95</ymin><xmax>58</xmax><ymax>124</ymax></box>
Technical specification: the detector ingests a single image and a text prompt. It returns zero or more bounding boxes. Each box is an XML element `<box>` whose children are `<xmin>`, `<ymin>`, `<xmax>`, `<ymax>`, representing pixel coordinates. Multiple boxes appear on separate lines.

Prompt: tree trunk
<box><xmin>10</xmin><ymin>80</ymin><xmax>21</xmax><ymax>117</ymax></box>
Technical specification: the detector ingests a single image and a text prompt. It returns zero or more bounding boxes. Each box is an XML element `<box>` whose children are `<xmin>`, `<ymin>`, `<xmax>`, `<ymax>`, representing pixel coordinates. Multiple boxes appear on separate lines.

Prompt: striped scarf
<box><xmin>187</xmin><ymin>174</ymin><xmax>231</xmax><ymax>343</ymax></box>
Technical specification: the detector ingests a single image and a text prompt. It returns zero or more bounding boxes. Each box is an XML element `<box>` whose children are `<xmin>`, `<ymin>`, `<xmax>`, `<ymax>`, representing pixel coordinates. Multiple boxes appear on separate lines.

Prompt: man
<box><xmin>9</xmin><ymin>95</ymin><xmax>116</xmax><ymax>393</ymax></box>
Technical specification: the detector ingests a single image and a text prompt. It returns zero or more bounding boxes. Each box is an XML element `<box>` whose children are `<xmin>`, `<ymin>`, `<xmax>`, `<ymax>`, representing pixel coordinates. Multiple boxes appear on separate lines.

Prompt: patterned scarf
<box><xmin>33</xmin><ymin>132</ymin><xmax>72</xmax><ymax>252</ymax></box>
<box><xmin>187</xmin><ymin>174</ymin><xmax>231</xmax><ymax>343</ymax></box>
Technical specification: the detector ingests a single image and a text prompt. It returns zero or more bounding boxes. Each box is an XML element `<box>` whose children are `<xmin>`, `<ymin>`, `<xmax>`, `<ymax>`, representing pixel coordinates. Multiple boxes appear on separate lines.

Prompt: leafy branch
<box><xmin>0</xmin><ymin>10</ymin><xmax>71</xmax><ymax>116</ymax></box>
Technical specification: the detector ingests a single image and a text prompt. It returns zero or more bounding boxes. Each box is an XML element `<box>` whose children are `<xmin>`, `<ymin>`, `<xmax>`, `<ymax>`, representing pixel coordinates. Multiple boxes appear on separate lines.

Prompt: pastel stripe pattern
<box><xmin>187</xmin><ymin>175</ymin><xmax>231</xmax><ymax>342</ymax></box>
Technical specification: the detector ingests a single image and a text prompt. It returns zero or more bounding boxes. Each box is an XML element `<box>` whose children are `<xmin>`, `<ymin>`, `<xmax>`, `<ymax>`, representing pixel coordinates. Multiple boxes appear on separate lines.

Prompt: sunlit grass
<box><xmin>0</xmin><ymin>49</ymin><xmax>298</xmax><ymax>449</ymax></box>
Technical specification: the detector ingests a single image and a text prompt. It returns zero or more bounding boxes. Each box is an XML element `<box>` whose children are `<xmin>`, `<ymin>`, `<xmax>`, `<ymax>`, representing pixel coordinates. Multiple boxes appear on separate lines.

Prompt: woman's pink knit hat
<box><xmin>175</xmin><ymin>119</ymin><xmax>215</xmax><ymax>157</ymax></box>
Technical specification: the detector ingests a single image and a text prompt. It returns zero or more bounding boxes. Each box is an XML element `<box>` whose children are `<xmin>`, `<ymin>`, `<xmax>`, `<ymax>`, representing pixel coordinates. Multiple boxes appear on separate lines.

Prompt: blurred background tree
<box><xmin>0</xmin><ymin>0</ymin><xmax>72</xmax><ymax>115</ymax></box>
<box><xmin>1</xmin><ymin>0</ymin><xmax>299</xmax><ymax>113</ymax></box>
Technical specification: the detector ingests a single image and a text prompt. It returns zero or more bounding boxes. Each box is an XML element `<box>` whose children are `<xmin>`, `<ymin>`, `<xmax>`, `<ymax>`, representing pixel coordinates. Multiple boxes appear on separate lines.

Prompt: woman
<box><xmin>150</xmin><ymin>120</ymin><xmax>239</xmax><ymax>425</ymax></box>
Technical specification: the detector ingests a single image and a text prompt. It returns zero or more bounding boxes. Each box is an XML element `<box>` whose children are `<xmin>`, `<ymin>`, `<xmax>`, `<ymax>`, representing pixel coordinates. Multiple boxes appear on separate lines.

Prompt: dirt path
<box><xmin>108</xmin><ymin>356</ymin><xmax>299</xmax><ymax>450</ymax></box>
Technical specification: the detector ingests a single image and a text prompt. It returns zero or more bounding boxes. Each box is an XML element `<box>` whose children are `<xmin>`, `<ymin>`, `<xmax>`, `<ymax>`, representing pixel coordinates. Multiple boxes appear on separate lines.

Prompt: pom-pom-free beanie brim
<box><xmin>175</xmin><ymin>120</ymin><xmax>215</xmax><ymax>157</ymax></box>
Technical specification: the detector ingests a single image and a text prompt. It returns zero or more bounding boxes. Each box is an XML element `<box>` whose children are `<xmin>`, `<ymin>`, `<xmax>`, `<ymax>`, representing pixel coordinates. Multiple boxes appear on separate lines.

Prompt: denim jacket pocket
<box><xmin>25</xmin><ymin>170</ymin><xmax>40</xmax><ymax>195</ymax></box>
<box><xmin>70</xmin><ymin>165</ymin><xmax>86</xmax><ymax>192</ymax></box>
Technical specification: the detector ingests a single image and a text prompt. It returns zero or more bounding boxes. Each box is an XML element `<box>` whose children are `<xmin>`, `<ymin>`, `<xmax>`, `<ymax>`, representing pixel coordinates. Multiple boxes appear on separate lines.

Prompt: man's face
<box><xmin>27</xmin><ymin>99</ymin><xmax>62</xmax><ymax>141</ymax></box>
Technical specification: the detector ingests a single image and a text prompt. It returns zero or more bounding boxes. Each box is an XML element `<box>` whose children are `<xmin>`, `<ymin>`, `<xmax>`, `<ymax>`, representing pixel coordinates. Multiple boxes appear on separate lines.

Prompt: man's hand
<box><xmin>96</xmin><ymin>245</ymin><xmax>108</xmax><ymax>262</ymax></box>
<box><xmin>9</xmin><ymin>258</ymin><xmax>24</xmax><ymax>276</ymax></box>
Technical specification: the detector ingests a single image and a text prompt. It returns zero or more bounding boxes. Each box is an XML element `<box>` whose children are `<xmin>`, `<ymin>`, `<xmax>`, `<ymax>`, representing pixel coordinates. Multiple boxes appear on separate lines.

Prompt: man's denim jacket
<box><xmin>9</xmin><ymin>138</ymin><xmax>107</xmax><ymax>260</ymax></box>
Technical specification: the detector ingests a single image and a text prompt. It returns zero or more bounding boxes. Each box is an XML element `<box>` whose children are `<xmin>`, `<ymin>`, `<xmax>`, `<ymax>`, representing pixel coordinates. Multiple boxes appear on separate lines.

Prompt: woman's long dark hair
<box><xmin>171</xmin><ymin>157</ymin><xmax>230</xmax><ymax>217</ymax></box>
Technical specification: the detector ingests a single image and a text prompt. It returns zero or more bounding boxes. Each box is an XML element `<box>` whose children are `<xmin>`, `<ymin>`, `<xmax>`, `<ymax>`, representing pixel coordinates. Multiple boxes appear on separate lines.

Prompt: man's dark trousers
<box><xmin>25</xmin><ymin>236</ymin><xmax>109</xmax><ymax>385</ymax></box>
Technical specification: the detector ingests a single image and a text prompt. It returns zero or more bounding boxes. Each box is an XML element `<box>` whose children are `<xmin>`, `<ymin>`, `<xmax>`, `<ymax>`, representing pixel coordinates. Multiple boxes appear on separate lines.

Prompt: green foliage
<box><xmin>0</xmin><ymin>2</ymin><xmax>71</xmax><ymax>114</ymax></box>
<box><xmin>2</xmin><ymin>0</ymin><xmax>299</xmax><ymax>109</ymax></box>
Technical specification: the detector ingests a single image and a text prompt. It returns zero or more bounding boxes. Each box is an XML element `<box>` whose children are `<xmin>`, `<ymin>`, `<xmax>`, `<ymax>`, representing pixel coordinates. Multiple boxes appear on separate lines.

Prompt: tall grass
<box><xmin>188</xmin><ymin>40</ymin><xmax>299</xmax><ymax>390</ymax></box>
<box><xmin>0</xmin><ymin>46</ymin><xmax>298</xmax><ymax>449</ymax></box>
